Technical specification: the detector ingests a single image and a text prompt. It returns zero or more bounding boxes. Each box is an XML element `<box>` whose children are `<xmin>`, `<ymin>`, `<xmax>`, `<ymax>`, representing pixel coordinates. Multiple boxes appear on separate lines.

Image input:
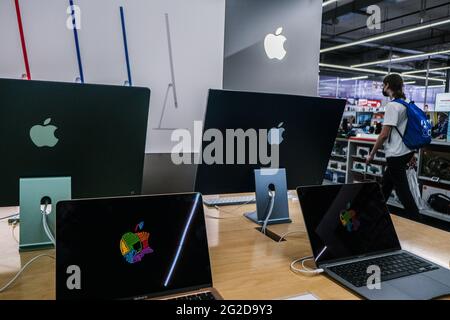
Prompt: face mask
<box><xmin>382</xmin><ymin>86</ymin><xmax>389</xmax><ymax>97</ymax></box>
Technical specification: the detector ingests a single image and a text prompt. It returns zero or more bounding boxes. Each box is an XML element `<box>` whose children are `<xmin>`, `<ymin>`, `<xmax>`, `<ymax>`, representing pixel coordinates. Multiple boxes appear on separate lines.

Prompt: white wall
<box><xmin>0</xmin><ymin>0</ymin><xmax>225</xmax><ymax>153</ymax></box>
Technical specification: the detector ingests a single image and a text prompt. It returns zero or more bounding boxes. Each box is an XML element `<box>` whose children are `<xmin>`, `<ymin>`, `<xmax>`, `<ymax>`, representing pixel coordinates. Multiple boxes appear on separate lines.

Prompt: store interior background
<box><xmin>321</xmin><ymin>0</ymin><xmax>450</xmax><ymax>231</ymax></box>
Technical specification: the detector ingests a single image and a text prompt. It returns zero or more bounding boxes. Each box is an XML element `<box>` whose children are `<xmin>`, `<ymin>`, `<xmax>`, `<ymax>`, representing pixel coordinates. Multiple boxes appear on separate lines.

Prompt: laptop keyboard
<box><xmin>328</xmin><ymin>253</ymin><xmax>439</xmax><ymax>288</ymax></box>
<box><xmin>168</xmin><ymin>291</ymin><xmax>216</xmax><ymax>300</ymax></box>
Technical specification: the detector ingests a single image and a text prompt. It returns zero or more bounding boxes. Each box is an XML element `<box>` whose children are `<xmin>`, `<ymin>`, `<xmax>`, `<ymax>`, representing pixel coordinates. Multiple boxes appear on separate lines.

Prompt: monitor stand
<box><xmin>244</xmin><ymin>168</ymin><xmax>291</xmax><ymax>225</ymax></box>
<box><xmin>19</xmin><ymin>177</ymin><xmax>71</xmax><ymax>251</ymax></box>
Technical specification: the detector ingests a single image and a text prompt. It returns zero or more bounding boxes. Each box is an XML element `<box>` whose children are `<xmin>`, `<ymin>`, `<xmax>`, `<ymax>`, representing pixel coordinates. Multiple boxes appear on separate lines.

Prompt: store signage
<box><xmin>357</xmin><ymin>99</ymin><xmax>381</xmax><ymax>108</ymax></box>
<box><xmin>435</xmin><ymin>93</ymin><xmax>450</xmax><ymax>112</ymax></box>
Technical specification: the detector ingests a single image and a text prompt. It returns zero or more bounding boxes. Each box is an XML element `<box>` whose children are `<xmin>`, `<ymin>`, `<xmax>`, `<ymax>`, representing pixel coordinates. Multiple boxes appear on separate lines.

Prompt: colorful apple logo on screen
<box><xmin>339</xmin><ymin>203</ymin><xmax>360</xmax><ymax>232</ymax></box>
<box><xmin>29</xmin><ymin>118</ymin><xmax>59</xmax><ymax>147</ymax></box>
<box><xmin>120</xmin><ymin>221</ymin><xmax>153</xmax><ymax>264</ymax></box>
<box><xmin>264</xmin><ymin>27</ymin><xmax>287</xmax><ymax>60</ymax></box>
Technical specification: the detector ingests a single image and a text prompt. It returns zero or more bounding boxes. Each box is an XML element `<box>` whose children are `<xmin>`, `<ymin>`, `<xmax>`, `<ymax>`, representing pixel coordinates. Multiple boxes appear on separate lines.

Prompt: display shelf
<box><xmin>421</xmin><ymin>208</ymin><xmax>450</xmax><ymax>223</ymax></box>
<box><xmin>418</xmin><ymin>175</ymin><xmax>450</xmax><ymax>186</ymax></box>
<box><xmin>387</xmin><ymin>199</ymin><xmax>404</xmax><ymax>209</ymax></box>
<box><xmin>331</xmin><ymin>153</ymin><xmax>347</xmax><ymax>159</ymax></box>
<box><xmin>328</xmin><ymin>167</ymin><xmax>346</xmax><ymax>174</ymax></box>
<box><xmin>328</xmin><ymin>136</ymin><xmax>450</xmax><ymax>223</ymax></box>
<box><xmin>351</xmin><ymin>169</ymin><xmax>382</xmax><ymax>178</ymax></box>
<box><xmin>387</xmin><ymin>200</ymin><xmax>450</xmax><ymax>222</ymax></box>
<box><xmin>351</xmin><ymin>155</ymin><xmax>386</xmax><ymax>163</ymax></box>
<box><xmin>323</xmin><ymin>179</ymin><xmax>339</xmax><ymax>185</ymax></box>
<box><xmin>430</xmin><ymin>140</ymin><xmax>450</xmax><ymax>146</ymax></box>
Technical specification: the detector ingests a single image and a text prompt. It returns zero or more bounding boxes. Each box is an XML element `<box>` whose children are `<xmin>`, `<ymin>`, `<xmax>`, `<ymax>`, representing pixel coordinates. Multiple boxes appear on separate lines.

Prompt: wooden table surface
<box><xmin>1</xmin><ymin>194</ymin><xmax>449</xmax><ymax>300</ymax></box>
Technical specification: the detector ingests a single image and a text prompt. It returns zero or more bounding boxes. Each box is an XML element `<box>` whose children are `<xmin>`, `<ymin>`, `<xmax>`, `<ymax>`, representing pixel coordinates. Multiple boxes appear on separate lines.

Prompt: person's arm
<box><xmin>366</xmin><ymin>125</ymin><xmax>391</xmax><ymax>164</ymax></box>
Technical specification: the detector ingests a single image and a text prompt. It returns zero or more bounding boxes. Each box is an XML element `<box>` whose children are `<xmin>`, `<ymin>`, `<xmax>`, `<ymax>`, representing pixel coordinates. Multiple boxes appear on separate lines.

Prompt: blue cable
<box><xmin>120</xmin><ymin>6</ymin><xmax>132</xmax><ymax>86</ymax></box>
<box><xmin>69</xmin><ymin>0</ymin><xmax>84</xmax><ymax>83</ymax></box>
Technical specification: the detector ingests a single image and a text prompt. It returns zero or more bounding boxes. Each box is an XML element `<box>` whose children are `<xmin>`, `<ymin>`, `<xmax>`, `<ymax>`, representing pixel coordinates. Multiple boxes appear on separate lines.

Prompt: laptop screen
<box><xmin>297</xmin><ymin>183</ymin><xmax>401</xmax><ymax>265</ymax></box>
<box><xmin>56</xmin><ymin>193</ymin><xmax>212</xmax><ymax>300</ymax></box>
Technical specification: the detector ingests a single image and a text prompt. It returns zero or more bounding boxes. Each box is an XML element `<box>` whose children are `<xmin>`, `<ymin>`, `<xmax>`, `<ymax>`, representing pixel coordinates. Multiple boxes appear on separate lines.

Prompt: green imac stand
<box><xmin>19</xmin><ymin>177</ymin><xmax>71</xmax><ymax>251</ymax></box>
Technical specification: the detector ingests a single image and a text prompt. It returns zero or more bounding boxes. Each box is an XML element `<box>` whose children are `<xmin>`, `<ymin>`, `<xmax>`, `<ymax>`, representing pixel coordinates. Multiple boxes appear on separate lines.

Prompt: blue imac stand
<box><xmin>244</xmin><ymin>168</ymin><xmax>291</xmax><ymax>225</ymax></box>
<box><xmin>19</xmin><ymin>177</ymin><xmax>71</xmax><ymax>251</ymax></box>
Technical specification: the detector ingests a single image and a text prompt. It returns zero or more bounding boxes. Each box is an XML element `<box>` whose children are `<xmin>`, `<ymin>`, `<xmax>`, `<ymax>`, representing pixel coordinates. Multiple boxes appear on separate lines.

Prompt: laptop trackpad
<box><xmin>389</xmin><ymin>274</ymin><xmax>450</xmax><ymax>299</ymax></box>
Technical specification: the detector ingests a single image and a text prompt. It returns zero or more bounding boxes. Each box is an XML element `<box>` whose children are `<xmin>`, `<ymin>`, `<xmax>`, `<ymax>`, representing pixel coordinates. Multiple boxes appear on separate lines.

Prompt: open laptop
<box><xmin>297</xmin><ymin>182</ymin><xmax>450</xmax><ymax>300</ymax></box>
<box><xmin>56</xmin><ymin>193</ymin><xmax>222</xmax><ymax>300</ymax></box>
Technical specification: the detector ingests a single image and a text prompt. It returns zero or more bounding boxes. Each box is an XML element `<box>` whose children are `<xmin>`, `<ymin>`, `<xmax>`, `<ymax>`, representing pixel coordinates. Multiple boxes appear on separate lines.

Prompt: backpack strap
<box><xmin>388</xmin><ymin>99</ymin><xmax>407</xmax><ymax>142</ymax></box>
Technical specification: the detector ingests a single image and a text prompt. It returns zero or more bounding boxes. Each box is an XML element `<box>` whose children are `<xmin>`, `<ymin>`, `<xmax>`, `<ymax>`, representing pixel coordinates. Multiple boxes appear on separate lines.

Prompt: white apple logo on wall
<box><xmin>268</xmin><ymin>122</ymin><xmax>285</xmax><ymax>145</ymax></box>
<box><xmin>264</xmin><ymin>27</ymin><xmax>287</xmax><ymax>60</ymax></box>
<box><xmin>29</xmin><ymin>118</ymin><xmax>59</xmax><ymax>147</ymax></box>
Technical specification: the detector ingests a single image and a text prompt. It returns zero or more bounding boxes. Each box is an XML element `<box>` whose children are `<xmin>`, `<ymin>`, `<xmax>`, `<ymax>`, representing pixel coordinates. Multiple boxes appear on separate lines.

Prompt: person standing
<box><xmin>366</xmin><ymin>74</ymin><xmax>419</xmax><ymax>218</ymax></box>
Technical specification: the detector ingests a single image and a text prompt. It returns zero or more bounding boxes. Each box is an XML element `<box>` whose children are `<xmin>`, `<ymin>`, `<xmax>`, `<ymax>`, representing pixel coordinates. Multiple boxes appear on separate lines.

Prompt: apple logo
<box><xmin>264</xmin><ymin>27</ymin><xmax>287</xmax><ymax>60</ymax></box>
<box><xmin>268</xmin><ymin>122</ymin><xmax>285</xmax><ymax>145</ymax></box>
<box><xmin>120</xmin><ymin>221</ymin><xmax>153</xmax><ymax>264</ymax></box>
<box><xmin>29</xmin><ymin>118</ymin><xmax>59</xmax><ymax>147</ymax></box>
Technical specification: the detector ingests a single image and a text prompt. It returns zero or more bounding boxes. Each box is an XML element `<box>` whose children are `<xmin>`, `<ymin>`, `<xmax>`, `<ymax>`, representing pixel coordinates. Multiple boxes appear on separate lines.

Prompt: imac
<box><xmin>195</xmin><ymin>89</ymin><xmax>345</xmax><ymax>225</ymax></box>
<box><xmin>0</xmin><ymin>79</ymin><xmax>150</xmax><ymax>249</ymax></box>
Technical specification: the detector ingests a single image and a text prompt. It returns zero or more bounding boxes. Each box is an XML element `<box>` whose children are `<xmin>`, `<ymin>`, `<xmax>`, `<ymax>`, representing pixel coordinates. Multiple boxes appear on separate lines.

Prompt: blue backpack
<box><xmin>392</xmin><ymin>98</ymin><xmax>432</xmax><ymax>150</ymax></box>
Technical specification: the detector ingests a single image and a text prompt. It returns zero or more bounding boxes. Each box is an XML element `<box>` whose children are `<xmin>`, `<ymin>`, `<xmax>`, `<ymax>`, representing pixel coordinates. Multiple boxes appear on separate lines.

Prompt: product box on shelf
<box><xmin>356</xmin><ymin>146</ymin><xmax>371</xmax><ymax>158</ymax></box>
<box><xmin>367</xmin><ymin>163</ymin><xmax>383</xmax><ymax>176</ymax></box>
<box><xmin>332</xmin><ymin>144</ymin><xmax>347</xmax><ymax>157</ymax></box>
<box><xmin>328</xmin><ymin>160</ymin><xmax>339</xmax><ymax>170</ymax></box>
<box><xmin>339</xmin><ymin>162</ymin><xmax>347</xmax><ymax>171</ymax></box>
<box><xmin>333</xmin><ymin>172</ymin><xmax>346</xmax><ymax>184</ymax></box>
<box><xmin>352</xmin><ymin>161</ymin><xmax>366</xmax><ymax>173</ymax></box>
<box><xmin>324</xmin><ymin>170</ymin><xmax>333</xmax><ymax>181</ymax></box>
<box><xmin>420</xmin><ymin>149</ymin><xmax>450</xmax><ymax>181</ymax></box>
<box><xmin>422</xmin><ymin>185</ymin><xmax>450</xmax><ymax>203</ymax></box>
<box><xmin>374</xmin><ymin>149</ymin><xmax>386</xmax><ymax>161</ymax></box>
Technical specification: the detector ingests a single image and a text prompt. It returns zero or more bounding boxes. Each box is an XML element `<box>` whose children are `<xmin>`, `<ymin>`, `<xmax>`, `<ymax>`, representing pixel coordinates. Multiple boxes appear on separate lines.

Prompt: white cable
<box><xmin>11</xmin><ymin>222</ymin><xmax>19</xmax><ymax>244</ymax></box>
<box><xmin>0</xmin><ymin>254</ymin><xmax>55</xmax><ymax>293</ymax></box>
<box><xmin>0</xmin><ymin>213</ymin><xmax>19</xmax><ymax>221</ymax></box>
<box><xmin>290</xmin><ymin>256</ymin><xmax>324</xmax><ymax>276</ymax></box>
<box><xmin>205</xmin><ymin>213</ymin><xmax>227</xmax><ymax>220</ymax></box>
<box><xmin>278</xmin><ymin>230</ymin><xmax>305</xmax><ymax>242</ymax></box>
<box><xmin>41</xmin><ymin>202</ymin><xmax>55</xmax><ymax>246</ymax></box>
<box><xmin>262</xmin><ymin>191</ymin><xmax>275</xmax><ymax>234</ymax></box>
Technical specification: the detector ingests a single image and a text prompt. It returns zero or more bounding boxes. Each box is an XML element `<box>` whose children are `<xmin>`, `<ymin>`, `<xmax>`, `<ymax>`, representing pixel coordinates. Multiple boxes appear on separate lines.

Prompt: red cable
<box><xmin>14</xmin><ymin>0</ymin><xmax>31</xmax><ymax>80</ymax></box>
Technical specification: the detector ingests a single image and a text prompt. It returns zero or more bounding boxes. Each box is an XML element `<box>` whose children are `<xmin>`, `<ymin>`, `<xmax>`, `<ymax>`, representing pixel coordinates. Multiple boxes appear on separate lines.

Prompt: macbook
<box><xmin>56</xmin><ymin>193</ymin><xmax>222</xmax><ymax>300</ymax></box>
<box><xmin>297</xmin><ymin>182</ymin><xmax>450</xmax><ymax>300</ymax></box>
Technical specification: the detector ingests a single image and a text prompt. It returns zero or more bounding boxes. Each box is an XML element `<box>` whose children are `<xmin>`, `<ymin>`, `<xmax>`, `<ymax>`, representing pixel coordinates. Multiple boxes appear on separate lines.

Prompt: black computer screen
<box><xmin>195</xmin><ymin>89</ymin><xmax>346</xmax><ymax>194</ymax></box>
<box><xmin>0</xmin><ymin>78</ymin><xmax>150</xmax><ymax>206</ymax></box>
<box><xmin>56</xmin><ymin>193</ymin><xmax>212</xmax><ymax>300</ymax></box>
<box><xmin>297</xmin><ymin>183</ymin><xmax>401</xmax><ymax>265</ymax></box>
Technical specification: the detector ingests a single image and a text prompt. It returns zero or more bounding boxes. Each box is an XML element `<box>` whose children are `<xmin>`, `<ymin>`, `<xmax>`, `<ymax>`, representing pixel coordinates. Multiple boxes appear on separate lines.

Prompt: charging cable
<box><xmin>0</xmin><ymin>254</ymin><xmax>55</xmax><ymax>293</ymax></box>
<box><xmin>261</xmin><ymin>190</ymin><xmax>275</xmax><ymax>234</ymax></box>
<box><xmin>278</xmin><ymin>230</ymin><xmax>305</xmax><ymax>242</ymax></box>
<box><xmin>11</xmin><ymin>221</ymin><xmax>19</xmax><ymax>244</ymax></box>
<box><xmin>41</xmin><ymin>201</ymin><xmax>55</xmax><ymax>246</ymax></box>
<box><xmin>290</xmin><ymin>256</ymin><xmax>324</xmax><ymax>276</ymax></box>
<box><xmin>0</xmin><ymin>213</ymin><xmax>20</xmax><ymax>221</ymax></box>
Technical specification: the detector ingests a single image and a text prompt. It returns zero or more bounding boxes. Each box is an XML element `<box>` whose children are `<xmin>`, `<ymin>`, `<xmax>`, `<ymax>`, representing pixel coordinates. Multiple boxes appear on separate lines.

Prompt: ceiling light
<box><xmin>320</xmin><ymin>18</ymin><xmax>450</xmax><ymax>53</ymax></box>
<box><xmin>400</xmin><ymin>74</ymin><xmax>446</xmax><ymax>83</ymax></box>
<box><xmin>341</xmin><ymin>76</ymin><xmax>369</xmax><ymax>81</ymax></box>
<box><xmin>319</xmin><ymin>63</ymin><xmax>388</xmax><ymax>75</ymax></box>
<box><xmin>352</xmin><ymin>49</ymin><xmax>450</xmax><ymax>68</ymax></box>
<box><xmin>323</xmin><ymin>0</ymin><xmax>338</xmax><ymax>7</ymax></box>
<box><xmin>404</xmin><ymin>81</ymin><xmax>416</xmax><ymax>85</ymax></box>
<box><xmin>402</xmin><ymin>66</ymin><xmax>450</xmax><ymax>75</ymax></box>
